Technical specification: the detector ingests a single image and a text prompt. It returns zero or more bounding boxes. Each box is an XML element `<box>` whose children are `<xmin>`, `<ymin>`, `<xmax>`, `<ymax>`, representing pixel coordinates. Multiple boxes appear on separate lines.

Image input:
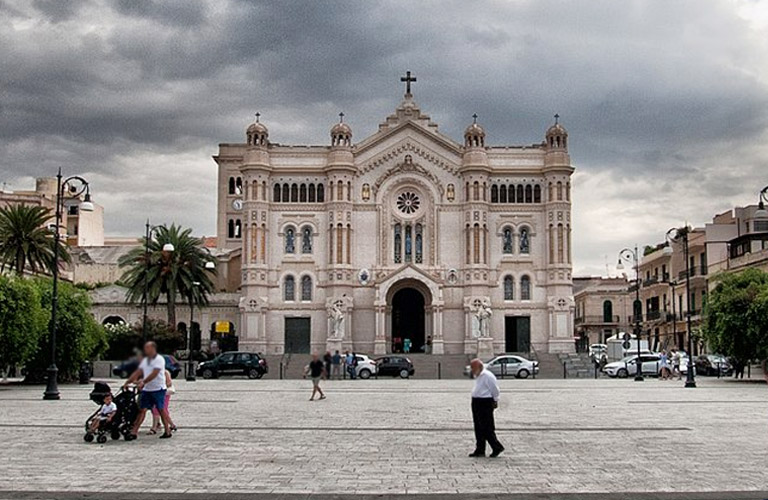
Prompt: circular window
<box><xmin>396</xmin><ymin>191</ymin><xmax>421</xmax><ymax>215</ymax></box>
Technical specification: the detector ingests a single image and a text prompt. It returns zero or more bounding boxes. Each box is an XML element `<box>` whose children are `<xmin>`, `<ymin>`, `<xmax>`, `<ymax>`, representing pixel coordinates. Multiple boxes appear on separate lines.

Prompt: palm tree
<box><xmin>0</xmin><ymin>204</ymin><xmax>69</xmax><ymax>276</ymax></box>
<box><xmin>118</xmin><ymin>224</ymin><xmax>217</xmax><ymax>327</ymax></box>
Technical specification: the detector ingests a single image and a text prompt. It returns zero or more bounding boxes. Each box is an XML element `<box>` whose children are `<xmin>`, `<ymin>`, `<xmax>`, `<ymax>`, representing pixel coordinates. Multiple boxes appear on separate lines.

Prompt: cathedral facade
<box><xmin>214</xmin><ymin>79</ymin><xmax>574</xmax><ymax>356</ymax></box>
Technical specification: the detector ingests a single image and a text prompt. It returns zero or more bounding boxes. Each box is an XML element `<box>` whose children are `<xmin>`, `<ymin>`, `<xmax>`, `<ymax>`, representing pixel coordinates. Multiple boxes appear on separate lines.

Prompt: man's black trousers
<box><xmin>471</xmin><ymin>397</ymin><xmax>503</xmax><ymax>454</ymax></box>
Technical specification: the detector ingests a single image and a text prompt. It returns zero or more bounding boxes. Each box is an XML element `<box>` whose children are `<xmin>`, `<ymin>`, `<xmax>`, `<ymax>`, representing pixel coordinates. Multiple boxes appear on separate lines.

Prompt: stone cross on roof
<box><xmin>400</xmin><ymin>70</ymin><xmax>416</xmax><ymax>96</ymax></box>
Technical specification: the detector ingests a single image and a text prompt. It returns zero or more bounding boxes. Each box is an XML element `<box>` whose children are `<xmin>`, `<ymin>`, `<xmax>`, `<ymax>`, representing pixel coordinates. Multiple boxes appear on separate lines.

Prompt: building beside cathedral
<box><xmin>214</xmin><ymin>76</ymin><xmax>575</xmax><ymax>356</ymax></box>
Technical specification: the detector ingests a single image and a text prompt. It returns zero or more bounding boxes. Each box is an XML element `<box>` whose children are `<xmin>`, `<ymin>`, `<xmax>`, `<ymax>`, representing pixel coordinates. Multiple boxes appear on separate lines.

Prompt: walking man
<box><xmin>306</xmin><ymin>352</ymin><xmax>326</xmax><ymax>401</ymax></box>
<box><xmin>124</xmin><ymin>341</ymin><xmax>172</xmax><ymax>440</ymax></box>
<box><xmin>468</xmin><ymin>358</ymin><xmax>504</xmax><ymax>458</ymax></box>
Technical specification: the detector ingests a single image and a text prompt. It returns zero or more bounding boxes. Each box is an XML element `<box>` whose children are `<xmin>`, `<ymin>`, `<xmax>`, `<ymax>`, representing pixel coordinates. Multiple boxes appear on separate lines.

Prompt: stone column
<box><xmin>374</xmin><ymin>304</ymin><xmax>387</xmax><ymax>354</ymax></box>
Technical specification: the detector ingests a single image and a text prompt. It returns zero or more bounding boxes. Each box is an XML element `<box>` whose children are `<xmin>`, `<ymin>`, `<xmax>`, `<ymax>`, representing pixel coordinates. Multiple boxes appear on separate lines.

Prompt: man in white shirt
<box><xmin>124</xmin><ymin>341</ymin><xmax>171</xmax><ymax>440</ymax></box>
<box><xmin>469</xmin><ymin>358</ymin><xmax>504</xmax><ymax>458</ymax></box>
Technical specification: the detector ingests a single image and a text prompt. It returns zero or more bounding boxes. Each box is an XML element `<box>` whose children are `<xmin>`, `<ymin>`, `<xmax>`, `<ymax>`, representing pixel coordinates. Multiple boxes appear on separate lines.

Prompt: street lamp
<box><xmin>44</xmin><ymin>169</ymin><xmax>94</xmax><ymax>400</ymax></box>
<box><xmin>666</xmin><ymin>226</ymin><xmax>696</xmax><ymax>388</ymax></box>
<box><xmin>142</xmin><ymin>221</ymin><xmax>174</xmax><ymax>343</ymax></box>
<box><xmin>617</xmin><ymin>245</ymin><xmax>644</xmax><ymax>381</ymax></box>
<box><xmin>186</xmin><ymin>260</ymin><xmax>215</xmax><ymax>382</ymax></box>
<box><xmin>755</xmin><ymin>186</ymin><xmax>768</xmax><ymax>219</ymax></box>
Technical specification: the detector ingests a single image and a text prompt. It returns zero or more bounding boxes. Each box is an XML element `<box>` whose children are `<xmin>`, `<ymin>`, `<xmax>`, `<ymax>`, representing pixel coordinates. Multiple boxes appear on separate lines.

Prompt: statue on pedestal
<box><xmin>327</xmin><ymin>299</ymin><xmax>345</xmax><ymax>340</ymax></box>
<box><xmin>472</xmin><ymin>299</ymin><xmax>493</xmax><ymax>338</ymax></box>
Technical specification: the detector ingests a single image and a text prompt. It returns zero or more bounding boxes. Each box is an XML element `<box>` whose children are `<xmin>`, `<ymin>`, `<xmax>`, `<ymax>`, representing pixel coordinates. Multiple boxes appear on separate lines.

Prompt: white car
<box><xmin>354</xmin><ymin>354</ymin><xmax>378</xmax><ymax>379</ymax></box>
<box><xmin>603</xmin><ymin>353</ymin><xmax>664</xmax><ymax>378</ymax></box>
<box><xmin>463</xmin><ymin>355</ymin><xmax>539</xmax><ymax>379</ymax></box>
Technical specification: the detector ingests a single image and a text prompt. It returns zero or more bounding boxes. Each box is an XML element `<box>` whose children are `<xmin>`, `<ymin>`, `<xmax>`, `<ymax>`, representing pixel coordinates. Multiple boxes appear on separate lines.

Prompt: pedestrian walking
<box><xmin>468</xmin><ymin>358</ymin><xmax>504</xmax><ymax>458</ymax></box>
<box><xmin>425</xmin><ymin>335</ymin><xmax>433</xmax><ymax>354</ymax></box>
<box><xmin>305</xmin><ymin>352</ymin><xmax>326</xmax><ymax>401</ymax></box>
<box><xmin>123</xmin><ymin>341</ymin><xmax>172</xmax><ymax>440</ymax></box>
<box><xmin>148</xmin><ymin>369</ymin><xmax>176</xmax><ymax>434</ymax></box>
<box><xmin>323</xmin><ymin>351</ymin><xmax>332</xmax><ymax>380</ymax></box>
<box><xmin>403</xmin><ymin>338</ymin><xmax>411</xmax><ymax>354</ymax></box>
<box><xmin>659</xmin><ymin>351</ymin><xmax>670</xmax><ymax>380</ymax></box>
<box><xmin>331</xmin><ymin>350</ymin><xmax>342</xmax><ymax>380</ymax></box>
<box><xmin>671</xmin><ymin>349</ymin><xmax>682</xmax><ymax>380</ymax></box>
<box><xmin>345</xmin><ymin>351</ymin><xmax>357</xmax><ymax>379</ymax></box>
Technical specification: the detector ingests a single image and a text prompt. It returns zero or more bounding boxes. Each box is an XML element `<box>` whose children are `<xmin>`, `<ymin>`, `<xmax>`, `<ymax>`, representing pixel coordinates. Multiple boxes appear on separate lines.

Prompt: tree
<box><xmin>103</xmin><ymin>319</ymin><xmax>184</xmax><ymax>361</ymax></box>
<box><xmin>0</xmin><ymin>204</ymin><xmax>70</xmax><ymax>276</ymax></box>
<box><xmin>25</xmin><ymin>278</ymin><xmax>107</xmax><ymax>382</ymax></box>
<box><xmin>0</xmin><ymin>276</ymin><xmax>46</xmax><ymax>379</ymax></box>
<box><xmin>702</xmin><ymin>268</ymin><xmax>768</xmax><ymax>362</ymax></box>
<box><xmin>118</xmin><ymin>224</ymin><xmax>216</xmax><ymax>327</ymax></box>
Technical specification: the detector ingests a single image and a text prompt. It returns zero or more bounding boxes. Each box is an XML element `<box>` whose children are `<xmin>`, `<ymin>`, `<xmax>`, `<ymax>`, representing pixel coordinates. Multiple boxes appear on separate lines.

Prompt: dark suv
<box><xmin>196</xmin><ymin>351</ymin><xmax>268</xmax><ymax>379</ymax></box>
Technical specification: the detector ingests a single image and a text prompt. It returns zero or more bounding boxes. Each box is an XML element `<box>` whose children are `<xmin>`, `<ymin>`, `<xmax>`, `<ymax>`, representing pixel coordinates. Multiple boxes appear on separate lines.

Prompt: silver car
<box><xmin>464</xmin><ymin>355</ymin><xmax>539</xmax><ymax>379</ymax></box>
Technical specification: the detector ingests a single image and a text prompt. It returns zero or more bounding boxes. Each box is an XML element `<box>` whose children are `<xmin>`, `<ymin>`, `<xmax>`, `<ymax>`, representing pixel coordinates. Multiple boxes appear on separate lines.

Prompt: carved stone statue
<box><xmin>473</xmin><ymin>299</ymin><xmax>493</xmax><ymax>338</ymax></box>
<box><xmin>327</xmin><ymin>300</ymin><xmax>345</xmax><ymax>339</ymax></box>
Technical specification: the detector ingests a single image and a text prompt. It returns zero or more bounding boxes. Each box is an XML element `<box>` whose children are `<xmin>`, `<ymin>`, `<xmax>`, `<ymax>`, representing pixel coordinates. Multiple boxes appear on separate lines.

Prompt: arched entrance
<box><xmin>387</xmin><ymin>279</ymin><xmax>431</xmax><ymax>353</ymax></box>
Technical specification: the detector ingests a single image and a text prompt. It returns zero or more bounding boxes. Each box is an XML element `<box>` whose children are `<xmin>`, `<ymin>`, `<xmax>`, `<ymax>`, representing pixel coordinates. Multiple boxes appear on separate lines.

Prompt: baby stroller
<box><xmin>84</xmin><ymin>382</ymin><xmax>138</xmax><ymax>443</ymax></box>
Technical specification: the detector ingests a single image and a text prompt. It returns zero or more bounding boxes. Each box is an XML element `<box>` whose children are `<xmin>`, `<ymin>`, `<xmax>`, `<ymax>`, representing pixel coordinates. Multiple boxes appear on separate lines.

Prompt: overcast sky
<box><xmin>2</xmin><ymin>0</ymin><xmax>768</xmax><ymax>275</ymax></box>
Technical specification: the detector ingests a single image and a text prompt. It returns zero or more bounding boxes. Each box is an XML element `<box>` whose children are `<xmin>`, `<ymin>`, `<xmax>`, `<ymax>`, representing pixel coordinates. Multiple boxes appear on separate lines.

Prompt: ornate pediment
<box><xmin>371</xmin><ymin>153</ymin><xmax>445</xmax><ymax>196</ymax></box>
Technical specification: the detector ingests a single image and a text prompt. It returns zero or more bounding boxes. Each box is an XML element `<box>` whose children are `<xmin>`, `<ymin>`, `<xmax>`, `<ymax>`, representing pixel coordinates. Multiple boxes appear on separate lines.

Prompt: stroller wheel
<box><xmin>96</xmin><ymin>434</ymin><xmax>107</xmax><ymax>444</ymax></box>
<box><xmin>111</xmin><ymin>430</ymin><xmax>121</xmax><ymax>440</ymax></box>
<box><xmin>84</xmin><ymin>433</ymin><xmax>94</xmax><ymax>443</ymax></box>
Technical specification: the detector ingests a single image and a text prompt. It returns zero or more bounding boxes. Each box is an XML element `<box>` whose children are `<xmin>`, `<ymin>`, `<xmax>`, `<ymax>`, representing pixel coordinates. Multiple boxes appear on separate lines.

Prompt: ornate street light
<box><xmin>755</xmin><ymin>186</ymin><xmax>768</xmax><ymax>219</ymax></box>
<box><xmin>617</xmin><ymin>245</ymin><xmax>643</xmax><ymax>381</ymax></box>
<box><xmin>44</xmin><ymin>169</ymin><xmax>94</xmax><ymax>400</ymax></box>
<box><xmin>186</xmin><ymin>260</ymin><xmax>215</xmax><ymax>382</ymax></box>
<box><xmin>666</xmin><ymin>226</ymin><xmax>696</xmax><ymax>388</ymax></box>
<box><xmin>142</xmin><ymin>221</ymin><xmax>174</xmax><ymax>343</ymax></box>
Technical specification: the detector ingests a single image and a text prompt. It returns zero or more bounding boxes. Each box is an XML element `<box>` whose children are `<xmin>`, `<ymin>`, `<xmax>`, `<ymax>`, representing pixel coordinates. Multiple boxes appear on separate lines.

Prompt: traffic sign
<box><xmin>622</xmin><ymin>340</ymin><xmax>631</xmax><ymax>349</ymax></box>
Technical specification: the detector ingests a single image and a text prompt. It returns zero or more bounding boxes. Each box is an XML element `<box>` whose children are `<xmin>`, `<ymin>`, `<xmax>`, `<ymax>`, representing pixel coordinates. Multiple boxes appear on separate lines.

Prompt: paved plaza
<box><xmin>0</xmin><ymin>377</ymin><xmax>767</xmax><ymax>499</ymax></box>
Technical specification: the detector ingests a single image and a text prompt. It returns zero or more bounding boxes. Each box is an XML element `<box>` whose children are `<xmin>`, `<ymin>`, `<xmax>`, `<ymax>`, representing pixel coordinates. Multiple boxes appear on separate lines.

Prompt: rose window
<box><xmin>396</xmin><ymin>191</ymin><xmax>420</xmax><ymax>215</ymax></box>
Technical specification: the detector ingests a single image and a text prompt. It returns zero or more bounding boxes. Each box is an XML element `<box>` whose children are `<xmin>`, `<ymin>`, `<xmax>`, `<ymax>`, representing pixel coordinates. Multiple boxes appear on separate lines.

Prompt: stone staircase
<box><xmin>262</xmin><ymin>353</ymin><xmax>471</xmax><ymax>379</ymax></box>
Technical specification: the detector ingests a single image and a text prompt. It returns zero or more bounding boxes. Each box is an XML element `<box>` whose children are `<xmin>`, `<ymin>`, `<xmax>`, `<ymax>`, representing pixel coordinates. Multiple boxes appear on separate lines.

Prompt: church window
<box><xmin>302</xmin><ymin>226</ymin><xmax>312</xmax><ymax>253</ymax></box>
<box><xmin>227</xmin><ymin>219</ymin><xmax>235</xmax><ymax>238</ymax></box>
<box><xmin>282</xmin><ymin>183</ymin><xmax>289</xmax><ymax>202</ymax></box>
<box><xmin>290</xmin><ymin>184</ymin><xmax>298</xmax><ymax>202</ymax></box>
<box><xmin>301</xmin><ymin>276</ymin><xmax>312</xmax><ymax>301</ymax></box>
<box><xmin>520</xmin><ymin>226</ymin><xmax>530</xmax><ymax>254</ymax></box>
<box><xmin>520</xmin><ymin>275</ymin><xmax>531</xmax><ymax>301</ymax></box>
<box><xmin>284</xmin><ymin>275</ymin><xmax>295</xmax><ymax>301</ymax></box>
<box><xmin>465</xmin><ymin>182</ymin><xmax>470</xmax><ymax>201</ymax></box>
<box><xmin>336</xmin><ymin>223</ymin><xmax>343</xmax><ymax>264</ymax></box>
<box><xmin>473</xmin><ymin>181</ymin><xmax>480</xmax><ymax>201</ymax></box>
<box><xmin>516</xmin><ymin>185</ymin><xmax>524</xmax><ymax>204</ymax></box>
<box><xmin>299</xmin><ymin>184</ymin><xmax>307</xmax><ymax>202</ymax></box>
<box><xmin>549</xmin><ymin>224</ymin><xmax>555</xmax><ymax>263</ymax></box>
<box><xmin>234</xmin><ymin>219</ymin><xmax>242</xmax><ymax>238</ymax></box>
<box><xmin>566</xmin><ymin>182</ymin><xmax>571</xmax><ymax>202</ymax></box>
<box><xmin>415</xmin><ymin>223</ymin><xmax>423</xmax><ymax>264</ymax></box>
<box><xmin>394</xmin><ymin>224</ymin><xmax>402</xmax><ymax>263</ymax></box>
<box><xmin>362</xmin><ymin>183</ymin><xmax>371</xmax><ymax>201</ymax></box>
<box><xmin>308</xmin><ymin>183</ymin><xmax>316</xmax><ymax>202</ymax></box>
<box><xmin>447</xmin><ymin>183</ymin><xmax>455</xmax><ymax>201</ymax></box>
<box><xmin>567</xmin><ymin>224</ymin><xmax>572</xmax><ymax>263</ymax></box>
<box><xmin>346</xmin><ymin>224</ymin><xmax>351</xmax><ymax>264</ymax></box>
<box><xmin>525</xmin><ymin>185</ymin><xmax>533</xmax><ymax>203</ymax></box>
<box><xmin>534</xmin><ymin>185</ymin><xmax>541</xmax><ymax>203</ymax></box>
<box><xmin>262</xmin><ymin>181</ymin><xmax>267</xmax><ymax>200</ymax></box>
<box><xmin>502</xmin><ymin>226</ymin><xmax>513</xmax><ymax>254</ymax></box>
<box><xmin>228</xmin><ymin>177</ymin><xmax>236</xmax><ymax>195</ymax></box>
<box><xmin>473</xmin><ymin>223</ymin><xmax>480</xmax><ymax>264</ymax></box>
<box><xmin>272</xmin><ymin>183</ymin><xmax>279</xmax><ymax>202</ymax></box>
<box><xmin>557</xmin><ymin>181</ymin><xmax>563</xmax><ymax>201</ymax></box>
<box><xmin>347</xmin><ymin>181</ymin><xmax>351</xmax><ymax>201</ymax></box>
<box><xmin>317</xmin><ymin>184</ymin><xmax>325</xmax><ymax>202</ymax></box>
<box><xmin>285</xmin><ymin>226</ymin><xmax>296</xmax><ymax>253</ymax></box>
<box><xmin>508</xmin><ymin>184</ymin><xmax>515</xmax><ymax>203</ymax></box>
<box><xmin>465</xmin><ymin>225</ymin><xmax>471</xmax><ymax>264</ymax></box>
<box><xmin>499</xmin><ymin>185</ymin><xmax>507</xmax><ymax>203</ymax></box>
<box><xmin>557</xmin><ymin>223</ymin><xmax>564</xmax><ymax>263</ymax></box>
<box><xmin>235</xmin><ymin>177</ymin><xmax>243</xmax><ymax>195</ymax></box>
<box><xmin>504</xmin><ymin>275</ymin><xmax>514</xmax><ymax>300</ymax></box>
<box><xmin>482</xmin><ymin>182</ymin><xmax>487</xmax><ymax>201</ymax></box>
<box><xmin>397</xmin><ymin>191</ymin><xmax>420</xmax><ymax>215</ymax></box>
<box><xmin>329</xmin><ymin>182</ymin><xmax>334</xmax><ymax>201</ymax></box>
<box><xmin>404</xmin><ymin>224</ymin><xmax>413</xmax><ymax>262</ymax></box>
<box><xmin>548</xmin><ymin>182</ymin><xmax>554</xmax><ymax>201</ymax></box>
<box><xmin>491</xmin><ymin>185</ymin><xmax>498</xmax><ymax>203</ymax></box>
<box><xmin>338</xmin><ymin>180</ymin><xmax>343</xmax><ymax>201</ymax></box>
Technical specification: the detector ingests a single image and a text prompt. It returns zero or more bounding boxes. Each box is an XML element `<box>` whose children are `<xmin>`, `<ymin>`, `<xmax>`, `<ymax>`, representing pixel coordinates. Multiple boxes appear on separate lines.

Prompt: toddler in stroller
<box><xmin>84</xmin><ymin>382</ymin><xmax>138</xmax><ymax>443</ymax></box>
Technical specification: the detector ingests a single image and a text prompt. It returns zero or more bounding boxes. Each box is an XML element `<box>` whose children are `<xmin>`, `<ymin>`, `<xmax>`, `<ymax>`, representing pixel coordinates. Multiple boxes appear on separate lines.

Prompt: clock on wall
<box><xmin>232</xmin><ymin>199</ymin><xmax>243</xmax><ymax>211</ymax></box>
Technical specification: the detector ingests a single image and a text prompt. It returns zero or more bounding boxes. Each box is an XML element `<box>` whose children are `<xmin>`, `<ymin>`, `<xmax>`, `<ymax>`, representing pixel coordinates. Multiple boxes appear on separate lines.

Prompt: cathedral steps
<box><xmin>262</xmin><ymin>353</ymin><xmax>471</xmax><ymax>379</ymax></box>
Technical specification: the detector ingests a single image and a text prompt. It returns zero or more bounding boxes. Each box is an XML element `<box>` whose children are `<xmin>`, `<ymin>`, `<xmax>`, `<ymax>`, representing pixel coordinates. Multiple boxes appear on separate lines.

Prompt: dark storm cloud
<box><xmin>1</xmin><ymin>0</ymin><xmax>767</xmax><ymax>272</ymax></box>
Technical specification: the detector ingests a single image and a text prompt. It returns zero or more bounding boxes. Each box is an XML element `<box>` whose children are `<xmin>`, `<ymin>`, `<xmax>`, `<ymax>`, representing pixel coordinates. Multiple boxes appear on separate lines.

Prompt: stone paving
<box><xmin>0</xmin><ymin>377</ymin><xmax>767</xmax><ymax>498</ymax></box>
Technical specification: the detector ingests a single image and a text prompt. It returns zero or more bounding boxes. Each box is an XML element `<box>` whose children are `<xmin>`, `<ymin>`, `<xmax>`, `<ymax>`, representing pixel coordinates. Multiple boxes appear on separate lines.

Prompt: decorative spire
<box><xmin>472</xmin><ymin>113</ymin><xmax>478</xmax><ymax>124</ymax></box>
<box><xmin>400</xmin><ymin>70</ymin><xmax>417</xmax><ymax>96</ymax></box>
<box><xmin>554</xmin><ymin>113</ymin><xmax>559</xmax><ymax>125</ymax></box>
<box><xmin>255</xmin><ymin>112</ymin><xmax>261</xmax><ymax>123</ymax></box>
<box><xmin>339</xmin><ymin>112</ymin><xmax>345</xmax><ymax>123</ymax></box>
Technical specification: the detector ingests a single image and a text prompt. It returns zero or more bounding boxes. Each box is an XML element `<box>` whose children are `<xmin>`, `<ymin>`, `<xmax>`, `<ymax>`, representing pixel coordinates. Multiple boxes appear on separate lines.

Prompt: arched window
<box><xmin>228</xmin><ymin>177</ymin><xmax>236</xmax><ymax>195</ymax></box>
<box><xmin>533</xmin><ymin>185</ymin><xmax>541</xmax><ymax>203</ymax></box>
<box><xmin>548</xmin><ymin>182</ymin><xmax>554</xmax><ymax>201</ymax></box>
<box><xmin>415</xmin><ymin>223</ymin><xmax>423</xmax><ymax>264</ymax></box>
<box><xmin>557</xmin><ymin>223</ymin><xmax>564</xmax><ymax>263</ymax></box>
<box><xmin>499</xmin><ymin>185</ymin><xmax>507</xmax><ymax>203</ymax></box>
<box><xmin>520</xmin><ymin>275</ymin><xmax>531</xmax><ymax>301</ymax></box>
<box><xmin>299</xmin><ymin>184</ymin><xmax>307</xmax><ymax>202</ymax></box>
<box><xmin>228</xmin><ymin>219</ymin><xmax>235</xmax><ymax>238</ymax></box>
<box><xmin>317</xmin><ymin>184</ymin><xmax>325</xmax><ymax>202</ymax></box>
<box><xmin>235</xmin><ymin>177</ymin><xmax>243</xmax><ymax>195</ymax></box>
<box><xmin>473</xmin><ymin>181</ymin><xmax>480</xmax><ymax>201</ymax></box>
<box><xmin>525</xmin><ymin>184</ymin><xmax>533</xmax><ymax>203</ymax></box>
<box><xmin>308</xmin><ymin>183</ymin><xmax>316</xmax><ymax>202</ymax></box>
<box><xmin>508</xmin><ymin>184</ymin><xmax>515</xmax><ymax>203</ymax></box>
<box><xmin>603</xmin><ymin>300</ymin><xmax>614</xmax><ymax>323</ymax></box>
<box><xmin>557</xmin><ymin>181</ymin><xmax>563</xmax><ymax>201</ymax></box>
<box><xmin>394</xmin><ymin>223</ymin><xmax>402</xmax><ymax>263</ymax></box>
<box><xmin>491</xmin><ymin>185</ymin><xmax>498</xmax><ymax>203</ymax></box>
<box><xmin>282</xmin><ymin>183</ymin><xmax>289</xmax><ymax>202</ymax></box>
<box><xmin>519</xmin><ymin>227</ymin><xmax>530</xmax><ymax>254</ymax></box>
<box><xmin>301</xmin><ymin>276</ymin><xmax>312</xmax><ymax>301</ymax></box>
<box><xmin>347</xmin><ymin>181</ymin><xmax>352</xmax><ymax>201</ymax></box>
<box><xmin>301</xmin><ymin>226</ymin><xmax>312</xmax><ymax>253</ymax></box>
<box><xmin>566</xmin><ymin>182</ymin><xmax>571</xmax><ymax>202</ymax></box>
<box><xmin>504</xmin><ymin>275</ymin><xmax>514</xmax><ymax>300</ymax></box>
<box><xmin>502</xmin><ymin>226</ymin><xmax>513</xmax><ymax>254</ymax></box>
<box><xmin>329</xmin><ymin>182</ymin><xmax>334</xmax><ymax>201</ymax></box>
<box><xmin>284</xmin><ymin>276</ymin><xmax>295</xmax><ymax>301</ymax></box>
<box><xmin>290</xmin><ymin>183</ymin><xmax>298</xmax><ymax>202</ymax></box>
<box><xmin>337</xmin><ymin>180</ymin><xmax>343</xmax><ymax>201</ymax></box>
<box><xmin>516</xmin><ymin>185</ymin><xmax>524</xmax><ymax>204</ymax></box>
<box><xmin>262</xmin><ymin>181</ymin><xmax>267</xmax><ymax>200</ymax></box>
<box><xmin>404</xmin><ymin>224</ymin><xmax>413</xmax><ymax>262</ymax></box>
<box><xmin>285</xmin><ymin>226</ymin><xmax>295</xmax><ymax>253</ymax></box>
<box><xmin>273</xmin><ymin>184</ymin><xmax>281</xmax><ymax>202</ymax></box>
<box><xmin>234</xmin><ymin>219</ymin><xmax>242</xmax><ymax>238</ymax></box>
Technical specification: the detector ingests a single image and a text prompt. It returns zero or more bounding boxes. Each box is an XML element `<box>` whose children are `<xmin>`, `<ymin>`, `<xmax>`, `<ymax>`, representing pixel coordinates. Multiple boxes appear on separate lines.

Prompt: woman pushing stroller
<box><xmin>123</xmin><ymin>341</ymin><xmax>173</xmax><ymax>440</ymax></box>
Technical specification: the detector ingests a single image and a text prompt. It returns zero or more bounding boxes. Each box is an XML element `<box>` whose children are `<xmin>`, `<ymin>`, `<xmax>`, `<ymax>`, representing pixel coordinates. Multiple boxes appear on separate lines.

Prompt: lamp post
<box><xmin>666</xmin><ymin>226</ymin><xmax>696</xmax><ymax>388</ymax></box>
<box><xmin>142</xmin><ymin>221</ymin><xmax>174</xmax><ymax>343</ymax></box>
<box><xmin>669</xmin><ymin>280</ymin><xmax>679</xmax><ymax>350</ymax></box>
<box><xmin>617</xmin><ymin>245</ymin><xmax>643</xmax><ymax>381</ymax></box>
<box><xmin>186</xmin><ymin>260</ymin><xmax>215</xmax><ymax>382</ymax></box>
<box><xmin>43</xmin><ymin>169</ymin><xmax>94</xmax><ymax>400</ymax></box>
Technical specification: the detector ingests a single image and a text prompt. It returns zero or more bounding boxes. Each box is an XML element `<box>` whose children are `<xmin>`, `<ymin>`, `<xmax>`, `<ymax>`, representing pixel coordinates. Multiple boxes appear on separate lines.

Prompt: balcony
<box><xmin>645</xmin><ymin>310</ymin><xmax>663</xmax><ymax>321</ymax></box>
<box><xmin>574</xmin><ymin>315</ymin><xmax>620</xmax><ymax>325</ymax></box>
<box><xmin>643</xmin><ymin>273</ymin><xmax>670</xmax><ymax>287</ymax></box>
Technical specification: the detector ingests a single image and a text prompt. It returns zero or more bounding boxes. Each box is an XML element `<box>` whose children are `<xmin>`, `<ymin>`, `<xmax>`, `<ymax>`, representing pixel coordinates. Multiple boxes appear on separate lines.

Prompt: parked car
<box><xmin>695</xmin><ymin>354</ymin><xmax>732</xmax><ymax>376</ymax></box>
<box><xmin>196</xmin><ymin>351</ymin><xmax>268</xmax><ymax>379</ymax></box>
<box><xmin>603</xmin><ymin>353</ymin><xmax>676</xmax><ymax>378</ymax></box>
<box><xmin>354</xmin><ymin>354</ymin><xmax>378</xmax><ymax>379</ymax></box>
<box><xmin>589</xmin><ymin>343</ymin><xmax>608</xmax><ymax>364</ymax></box>
<box><xmin>112</xmin><ymin>354</ymin><xmax>181</xmax><ymax>379</ymax></box>
<box><xmin>463</xmin><ymin>355</ymin><xmax>539</xmax><ymax>379</ymax></box>
<box><xmin>373</xmin><ymin>356</ymin><xmax>415</xmax><ymax>378</ymax></box>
